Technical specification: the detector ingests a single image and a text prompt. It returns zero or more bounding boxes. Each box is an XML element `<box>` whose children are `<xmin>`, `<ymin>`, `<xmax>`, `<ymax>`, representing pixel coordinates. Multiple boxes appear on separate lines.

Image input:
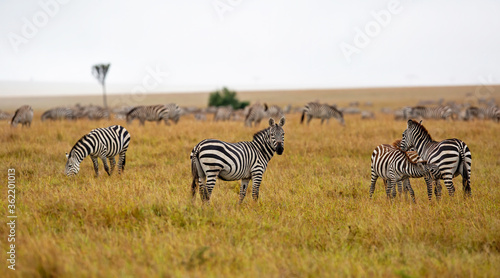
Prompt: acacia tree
<box><xmin>92</xmin><ymin>63</ymin><xmax>111</xmax><ymax>109</ymax></box>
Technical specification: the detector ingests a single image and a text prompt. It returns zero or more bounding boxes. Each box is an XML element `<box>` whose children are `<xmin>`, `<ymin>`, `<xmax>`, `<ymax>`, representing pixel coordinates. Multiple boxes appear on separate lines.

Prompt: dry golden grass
<box><xmin>0</xmin><ymin>101</ymin><xmax>499</xmax><ymax>277</ymax></box>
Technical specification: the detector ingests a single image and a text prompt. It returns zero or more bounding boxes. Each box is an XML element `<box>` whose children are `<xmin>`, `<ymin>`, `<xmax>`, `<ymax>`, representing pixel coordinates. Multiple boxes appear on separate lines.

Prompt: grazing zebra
<box><xmin>65</xmin><ymin>125</ymin><xmax>131</xmax><ymax>177</ymax></box>
<box><xmin>300</xmin><ymin>102</ymin><xmax>345</xmax><ymax>125</ymax></box>
<box><xmin>85</xmin><ymin>105</ymin><xmax>110</xmax><ymax>120</ymax></box>
<box><xmin>245</xmin><ymin>103</ymin><xmax>268</xmax><ymax>127</ymax></box>
<box><xmin>370</xmin><ymin>140</ymin><xmax>438</xmax><ymax>203</ymax></box>
<box><xmin>213</xmin><ymin>106</ymin><xmax>233</xmax><ymax>122</ymax></box>
<box><xmin>126</xmin><ymin>105</ymin><xmax>169</xmax><ymax>125</ymax></box>
<box><xmin>400</xmin><ymin>119</ymin><xmax>472</xmax><ymax>200</ymax></box>
<box><xmin>403</xmin><ymin>106</ymin><xmax>453</xmax><ymax>120</ymax></box>
<box><xmin>191</xmin><ymin>117</ymin><xmax>285</xmax><ymax>203</ymax></box>
<box><xmin>11</xmin><ymin>105</ymin><xmax>33</xmax><ymax>127</ymax></box>
<box><xmin>165</xmin><ymin>103</ymin><xmax>181</xmax><ymax>124</ymax></box>
<box><xmin>0</xmin><ymin>111</ymin><xmax>12</xmax><ymax>120</ymax></box>
<box><xmin>41</xmin><ymin>107</ymin><xmax>76</xmax><ymax>121</ymax></box>
<box><xmin>267</xmin><ymin>105</ymin><xmax>285</xmax><ymax>121</ymax></box>
<box><xmin>464</xmin><ymin>106</ymin><xmax>500</xmax><ymax>122</ymax></box>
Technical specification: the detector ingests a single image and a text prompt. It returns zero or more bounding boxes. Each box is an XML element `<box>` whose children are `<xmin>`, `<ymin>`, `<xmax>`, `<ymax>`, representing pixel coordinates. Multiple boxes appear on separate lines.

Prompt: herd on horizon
<box><xmin>3</xmin><ymin>98</ymin><xmax>497</xmax><ymax>203</ymax></box>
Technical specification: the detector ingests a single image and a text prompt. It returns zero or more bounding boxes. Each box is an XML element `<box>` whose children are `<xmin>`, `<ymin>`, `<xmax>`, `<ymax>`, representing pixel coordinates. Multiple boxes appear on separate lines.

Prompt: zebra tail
<box><xmin>300</xmin><ymin>110</ymin><xmax>305</xmax><ymax>124</ymax></box>
<box><xmin>191</xmin><ymin>150</ymin><xmax>200</xmax><ymax>198</ymax></box>
<box><xmin>460</xmin><ymin>144</ymin><xmax>471</xmax><ymax>196</ymax></box>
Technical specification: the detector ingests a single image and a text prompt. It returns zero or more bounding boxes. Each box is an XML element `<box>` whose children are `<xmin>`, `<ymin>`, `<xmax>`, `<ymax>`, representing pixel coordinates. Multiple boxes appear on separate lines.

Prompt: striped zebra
<box><xmin>191</xmin><ymin>117</ymin><xmax>285</xmax><ymax>203</ymax></box>
<box><xmin>213</xmin><ymin>106</ymin><xmax>233</xmax><ymax>122</ymax></box>
<box><xmin>11</xmin><ymin>105</ymin><xmax>33</xmax><ymax>127</ymax></box>
<box><xmin>85</xmin><ymin>105</ymin><xmax>110</xmax><ymax>120</ymax></box>
<box><xmin>165</xmin><ymin>103</ymin><xmax>181</xmax><ymax>124</ymax></box>
<box><xmin>400</xmin><ymin>119</ymin><xmax>472</xmax><ymax>200</ymax></box>
<box><xmin>245</xmin><ymin>103</ymin><xmax>268</xmax><ymax>127</ymax></box>
<box><xmin>464</xmin><ymin>106</ymin><xmax>500</xmax><ymax>122</ymax></box>
<box><xmin>41</xmin><ymin>107</ymin><xmax>76</xmax><ymax>121</ymax></box>
<box><xmin>403</xmin><ymin>106</ymin><xmax>453</xmax><ymax>120</ymax></box>
<box><xmin>300</xmin><ymin>102</ymin><xmax>345</xmax><ymax>125</ymax></box>
<box><xmin>126</xmin><ymin>105</ymin><xmax>169</xmax><ymax>125</ymax></box>
<box><xmin>267</xmin><ymin>105</ymin><xmax>285</xmax><ymax>121</ymax></box>
<box><xmin>370</xmin><ymin>140</ymin><xmax>438</xmax><ymax>203</ymax></box>
<box><xmin>65</xmin><ymin>125</ymin><xmax>131</xmax><ymax>177</ymax></box>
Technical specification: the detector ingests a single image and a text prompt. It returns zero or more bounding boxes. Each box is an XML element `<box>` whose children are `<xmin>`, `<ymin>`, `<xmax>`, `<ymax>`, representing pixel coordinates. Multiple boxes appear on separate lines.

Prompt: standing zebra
<box><xmin>400</xmin><ymin>120</ymin><xmax>472</xmax><ymax>199</ymax></box>
<box><xmin>403</xmin><ymin>106</ymin><xmax>453</xmax><ymax>120</ymax></box>
<box><xmin>191</xmin><ymin>117</ymin><xmax>285</xmax><ymax>203</ymax></box>
<box><xmin>165</xmin><ymin>103</ymin><xmax>181</xmax><ymax>124</ymax></box>
<box><xmin>245</xmin><ymin>103</ymin><xmax>268</xmax><ymax>127</ymax></box>
<box><xmin>267</xmin><ymin>105</ymin><xmax>285</xmax><ymax>121</ymax></box>
<box><xmin>213</xmin><ymin>106</ymin><xmax>233</xmax><ymax>122</ymax></box>
<box><xmin>370</xmin><ymin>140</ymin><xmax>438</xmax><ymax>203</ymax></box>
<box><xmin>126</xmin><ymin>105</ymin><xmax>169</xmax><ymax>125</ymax></box>
<box><xmin>65</xmin><ymin>125</ymin><xmax>130</xmax><ymax>177</ymax></box>
<box><xmin>301</xmin><ymin>102</ymin><xmax>345</xmax><ymax>125</ymax></box>
<box><xmin>11</xmin><ymin>105</ymin><xmax>33</xmax><ymax>127</ymax></box>
<box><xmin>41</xmin><ymin>107</ymin><xmax>76</xmax><ymax>121</ymax></box>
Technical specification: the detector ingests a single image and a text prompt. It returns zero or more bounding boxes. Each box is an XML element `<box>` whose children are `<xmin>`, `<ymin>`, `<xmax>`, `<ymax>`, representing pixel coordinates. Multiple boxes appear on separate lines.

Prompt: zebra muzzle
<box><xmin>276</xmin><ymin>143</ymin><xmax>284</xmax><ymax>155</ymax></box>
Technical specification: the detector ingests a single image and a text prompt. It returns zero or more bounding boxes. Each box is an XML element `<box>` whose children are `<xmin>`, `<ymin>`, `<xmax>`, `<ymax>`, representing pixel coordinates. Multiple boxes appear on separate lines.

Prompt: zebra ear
<box><xmin>419</xmin><ymin>120</ymin><xmax>422</xmax><ymax>124</ymax></box>
<box><xmin>269</xmin><ymin>118</ymin><xmax>275</xmax><ymax>126</ymax></box>
<box><xmin>65</xmin><ymin>152</ymin><xmax>69</xmax><ymax>159</ymax></box>
<box><xmin>278</xmin><ymin>117</ymin><xmax>285</xmax><ymax>127</ymax></box>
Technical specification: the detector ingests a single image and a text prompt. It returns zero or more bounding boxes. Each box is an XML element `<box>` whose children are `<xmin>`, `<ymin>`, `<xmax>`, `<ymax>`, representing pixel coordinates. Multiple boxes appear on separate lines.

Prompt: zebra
<box><xmin>165</xmin><ymin>103</ymin><xmax>181</xmax><ymax>124</ymax></box>
<box><xmin>0</xmin><ymin>111</ymin><xmax>12</xmax><ymax>121</ymax></box>
<box><xmin>191</xmin><ymin>117</ymin><xmax>285</xmax><ymax>203</ymax></box>
<box><xmin>65</xmin><ymin>125</ymin><xmax>131</xmax><ymax>177</ymax></box>
<box><xmin>266</xmin><ymin>105</ymin><xmax>285</xmax><ymax>121</ymax></box>
<box><xmin>11</xmin><ymin>105</ymin><xmax>33</xmax><ymax>127</ymax></box>
<box><xmin>41</xmin><ymin>107</ymin><xmax>76</xmax><ymax>121</ymax></box>
<box><xmin>403</xmin><ymin>106</ymin><xmax>453</xmax><ymax>120</ymax></box>
<box><xmin>85</xmin><ymin>105</ymin><xmax>110</xmax><ymax>120</ymax></box>
<box><xmin>245</xmin><ymin>103</ymin><xmax>268</xmax><ymax>127</ymax></box>
<box><xmin>300</xmin><ymin>102</ymin><xmax>345</xmax><ymax>125</ymax></box>
<box><xmin>370</xmin><ymin>139</ymin><xmax>439</xmax><ymax>203</ymax></box>
<box><xmin>400</xmin><ymin>119</ymin><xmax>472</xmax><ymax>200</ymax></box>
<box><xmin>126</xmin><ymin>105</ymin><xmax>169</xmax><ymax>125</ymax></box>
<box><xmin>213</xmin><ymin>106</ymin><xmax>233</xmax><ymax>122</ymax></box>
<box><xmin>464</xmin><ymin>106</ymin><xmax>500</xmax><ymax>122</ymax></box>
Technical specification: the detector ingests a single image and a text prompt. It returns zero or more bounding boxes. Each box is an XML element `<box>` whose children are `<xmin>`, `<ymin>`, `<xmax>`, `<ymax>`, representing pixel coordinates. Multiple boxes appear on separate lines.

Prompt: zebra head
<box><xmin>269</xmin><ymin>117</ymin><xmax>285</xmax><ymax>155</ymax></box>
<box><xmin>400</xmin><ymin>119</ymin><xmax>418</xmax><ymax>152</ymax></box>
<box><xmin>416</xmin><ymin>160</ymin><xmax>440</xmax><ymax>180</ymax></box>
<box><xmin>65</xmin><ymin>152</ymin><xmax>80</xmax><ymax>176</ymax></box>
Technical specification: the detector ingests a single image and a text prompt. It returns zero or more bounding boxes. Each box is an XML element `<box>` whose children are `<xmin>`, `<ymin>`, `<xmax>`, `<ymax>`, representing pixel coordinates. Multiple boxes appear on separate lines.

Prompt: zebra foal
<box><xmin>11</xmin><ymin>105</ymin><xmax>33</xmax><ymax>127</ymax></box>
<box><xmin>370</xmin><ymin>140</ymin><xmax>439</xmax><ymax>202</ymax></box>
<box><xmin>191</xmin><ymin>117</ymin><xmax>285</xmax><ymax>203</ymax></box>
<box><xmin>65</xmin><ymin>125</ymin><xmax>131</xmax><ymax>177</ymax></box>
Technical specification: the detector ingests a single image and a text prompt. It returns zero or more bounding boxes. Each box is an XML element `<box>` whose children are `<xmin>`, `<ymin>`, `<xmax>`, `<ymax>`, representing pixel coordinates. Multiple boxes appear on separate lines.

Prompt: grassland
<box><xmin>0</xmin><ymin>89</ymin><xmax>499</xmax><ymax>277</ymax></box>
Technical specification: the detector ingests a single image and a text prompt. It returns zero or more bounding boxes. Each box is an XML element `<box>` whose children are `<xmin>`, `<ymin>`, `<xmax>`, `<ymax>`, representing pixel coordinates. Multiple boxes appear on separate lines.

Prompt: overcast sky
<box><xmin>1</xmin><ymin>0</ymin><xmax>499</xmax><ymax>96</ymax></box>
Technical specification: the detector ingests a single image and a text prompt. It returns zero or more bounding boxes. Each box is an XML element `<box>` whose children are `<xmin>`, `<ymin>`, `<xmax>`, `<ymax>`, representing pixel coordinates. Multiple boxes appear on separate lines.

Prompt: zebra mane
<box><xmin>127</xmin><ymin>106</ymin><xmax>142</xmax><ymax>115</ymax></box>
<box><xmin>253</xmin><ymin>127</ymin><xmax>270</xmax><ymax>140</ymax></box>
<box><xmin>11</xmin><ymin>108</ymin><xmax>20</xmax><ymax>122</ymax></box>
<box><xmin>391</xmin><ymin>139</ymin><xmax>401</xmax><ymax>148</ymax></box>
<box><xmin>409</xmin><ymin>119</ymin><xmax>433</xmax><ymax>141</ymax></box>
<box><xmin>69</xmin><ymin>133</ymin><xmax>90</xmax><ymax>158</ymax></box>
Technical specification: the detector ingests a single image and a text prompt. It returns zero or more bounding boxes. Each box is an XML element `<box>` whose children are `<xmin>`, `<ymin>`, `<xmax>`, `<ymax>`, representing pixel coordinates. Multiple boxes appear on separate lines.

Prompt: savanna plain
<box><xmin>1</xmin><ymin>88</ymin><xmax>499</xmax><ymax>277</ymax></box>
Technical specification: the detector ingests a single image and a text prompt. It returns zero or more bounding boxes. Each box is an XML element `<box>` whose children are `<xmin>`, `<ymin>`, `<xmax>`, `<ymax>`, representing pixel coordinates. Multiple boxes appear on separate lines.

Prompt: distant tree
<box><xmin>208</xmin><ymin>87</ymin><xmax>249</xmax><ymax>109</ymax></box>
<box><xmin>92</xmin><ymin>63</ymin><xmax>111</xmax><ymax>109</ymax></box>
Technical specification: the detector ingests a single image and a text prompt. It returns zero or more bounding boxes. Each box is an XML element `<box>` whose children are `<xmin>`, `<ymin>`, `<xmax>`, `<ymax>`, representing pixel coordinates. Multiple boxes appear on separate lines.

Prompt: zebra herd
<box><xmin>396</xmin><ymin>105</ymin><xmax>500</xmax><ymax>122</ymax></box>
<box><xmin>371</xmin><ymin>120</ymin><xmax>472</xmax><ymax>202</ymax></box>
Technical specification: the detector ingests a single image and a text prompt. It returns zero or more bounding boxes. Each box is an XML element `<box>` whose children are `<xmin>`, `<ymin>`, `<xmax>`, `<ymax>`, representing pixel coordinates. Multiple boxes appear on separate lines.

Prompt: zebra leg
<box><xmin>117</xmin><ymin>152</ymin><xmax>126</xmax><ymax>174</ymax></box>
<box><xmin>321</xmin><ymin>118</ymin><xmax>325</xmax><ymax>124</ymax></box>
<box><xmin>109</xmin><ymin>156</ymin><xmax>116</xmax><ymax>175</ymax></box>
<box><xmin>442</xmin><ymin>174</ymin><xmax>455</xmax><ymax>197</ymax></box>
<box><xmin>307</xmin><ymin>115</ymin><xmax>313</xmax><ymax>125</ymax></box>
<box><xmin>100</xmin><ymin>156</ymin><xmax>111</xmax><ymax>176</ymax></box>
<box><xmin>251</xmin><ymin>171</ymin><xmax>264</xmax><ymax>201</ymax></box>
<box><xmin>385</xmin><ymin>179</ymin><xmax>396</xmax><ymax>200</ymax></box>
<box><xmin>91</xmin><ymin>155</ymin><xmax>99</xmax><ymax>177</ymax></box>
<box><xmin>204</xmin><ymin>171</ymin><xmax>220</xmax><ymax>202</ymax></box>
<box><xmin>239</xmin><ymin>179</ymin><xmax>251</xmax><ymax>204</ymax></box>
<box><xmin>403</xmin><ymin>179</ymin><xmax>416</xmax><ymax>203</ymax></box>
<box><xmin>369</xmin><ymin>171</ymin><xmax>378</xmax><ymax>198</ymax></box>
<box><xmin>434</xmin><ymin>180</ymin><xmax>442</xmax><ymax>200</ymax></box>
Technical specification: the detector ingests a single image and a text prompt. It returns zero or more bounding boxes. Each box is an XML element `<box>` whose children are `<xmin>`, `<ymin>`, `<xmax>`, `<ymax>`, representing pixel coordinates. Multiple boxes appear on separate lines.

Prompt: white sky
<box><xmin>1</xmin><ymin>0</ymin><xmax>500</xmax><ymax>96</ymax></box>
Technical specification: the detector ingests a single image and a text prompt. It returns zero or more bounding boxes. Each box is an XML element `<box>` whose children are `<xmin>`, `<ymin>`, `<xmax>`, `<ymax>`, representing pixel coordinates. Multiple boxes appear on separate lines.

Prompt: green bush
<box><xmin>208</xmin><ymin>87</ymin><xmax>249</xmax><ymax>109</ymax></box>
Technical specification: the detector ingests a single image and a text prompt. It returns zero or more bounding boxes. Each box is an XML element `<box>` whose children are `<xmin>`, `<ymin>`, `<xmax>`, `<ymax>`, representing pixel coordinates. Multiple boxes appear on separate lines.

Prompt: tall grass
<box><xmin>0</xmin><ymin>112</ymin><xmax>499</xmax><ymax>277</ymax></box>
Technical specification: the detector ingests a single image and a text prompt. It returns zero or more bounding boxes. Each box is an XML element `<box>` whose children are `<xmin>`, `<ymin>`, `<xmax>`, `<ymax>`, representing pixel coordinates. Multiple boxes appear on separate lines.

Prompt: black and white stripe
<box><xmin>370</xmin><ymin>141</ymin><xmax>438</xmax><ymax>203</ymax></box>
<box><xmin>300</xmin><ymin>102</ymin><xmax>345</xmax><ymax>125</ymax></box>
<box><xmin>65</xmin><ymin>125</ymin><xmax>131</xmax><ymax>177</ymax></box>
<box><xmin>191</xmin><ymin>117</ymin><xmax>285</xmax><ymax>203</ymax></box>
<box><xmin>464</xmin><ymin>106</ymin><xmax>500</xmax><ymax>122</ymax></box>
<box><xmin>245</xmin><ymin>103</ymin><xmax>268</xmax><ymax>127</ymax></box>
<box><xmin>165</xmin><ymin>103</ymin><xmax>181</xmax><ymax>124</ymax></box>
<box><xmin>126</xmin><ymin>105</ymin><xmax>169</xmax><ymax>125</ymax></box>
<box><xmin>11</xmin><ymin>105</ymin><xmax>33</xmax><ymax>127</ymax></box>
<box><xmin>41</xmin><ymin>107</ymin><xmax>76</xmax><ymax>121</ymax></box>
<box><xmin>403</xmin><ymin>106</ymin><xmax>453</xmax><ymax>120</ymax></box>
<box><xmin>400</xmin><ymin>119</ymin><xmax>472</xmax><ymax>200</ymax></box>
